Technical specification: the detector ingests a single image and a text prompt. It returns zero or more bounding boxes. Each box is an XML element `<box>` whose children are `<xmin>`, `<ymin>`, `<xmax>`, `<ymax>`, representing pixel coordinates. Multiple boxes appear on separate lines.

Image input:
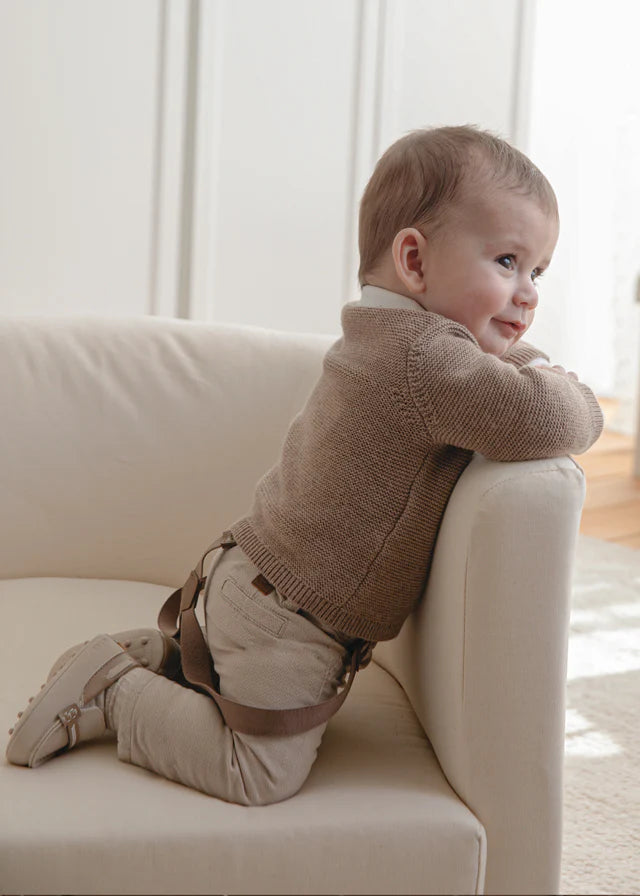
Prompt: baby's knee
<box><xmin>241</xmin><ymin>769</ymin><xmax>307</xmax><ymax>806</ymax></box>
<box><xmin>233</xmin><ymin>728</ymin><xmax>323</xmax><ymax>806</ymax></box>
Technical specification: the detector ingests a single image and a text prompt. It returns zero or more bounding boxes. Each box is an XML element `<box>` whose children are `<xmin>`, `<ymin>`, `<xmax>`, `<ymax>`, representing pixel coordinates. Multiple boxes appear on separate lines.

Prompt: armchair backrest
<box><xmin>0</xmin><ymin>315</ymin><xmax>333</xmax><ymax>584</ymax></box>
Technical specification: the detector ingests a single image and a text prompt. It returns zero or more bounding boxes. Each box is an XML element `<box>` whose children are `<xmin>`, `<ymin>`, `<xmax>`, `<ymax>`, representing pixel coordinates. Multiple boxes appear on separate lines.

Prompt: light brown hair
<box><xmin>357</xmin><ymin>125</ymin><xmax>558</xmax><ymax>286</ymax></box>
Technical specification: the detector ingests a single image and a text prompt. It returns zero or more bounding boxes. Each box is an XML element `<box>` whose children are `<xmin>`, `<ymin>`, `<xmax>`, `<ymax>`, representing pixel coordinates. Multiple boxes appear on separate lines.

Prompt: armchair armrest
<box><xmin>374</xmin><ymin>453</ymin><xmax>585</xmax><ymax>896</ymax></box>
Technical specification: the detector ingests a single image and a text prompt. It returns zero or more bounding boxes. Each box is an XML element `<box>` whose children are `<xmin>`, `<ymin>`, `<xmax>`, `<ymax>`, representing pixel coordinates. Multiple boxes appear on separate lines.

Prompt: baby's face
<box><xmin>417</xmin><ymin>188</ymin><xmax>559</xmax><ymax>356</ymax></box>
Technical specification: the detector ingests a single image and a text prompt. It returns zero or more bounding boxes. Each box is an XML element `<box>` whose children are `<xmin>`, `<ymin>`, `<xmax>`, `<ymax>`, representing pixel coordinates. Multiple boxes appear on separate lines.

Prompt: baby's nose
<box><xmin>514</xmin><ymin>280</ymin><xmax>539</xmax><ymax>308</ymax></box>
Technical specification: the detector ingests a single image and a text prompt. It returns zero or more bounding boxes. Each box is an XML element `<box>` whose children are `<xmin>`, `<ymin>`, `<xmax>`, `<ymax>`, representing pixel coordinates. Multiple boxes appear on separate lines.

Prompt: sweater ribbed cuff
<box><xmin>501</xmin><ymin>340</ymin><xmax>551</xmax><ymax>368</ymax></box>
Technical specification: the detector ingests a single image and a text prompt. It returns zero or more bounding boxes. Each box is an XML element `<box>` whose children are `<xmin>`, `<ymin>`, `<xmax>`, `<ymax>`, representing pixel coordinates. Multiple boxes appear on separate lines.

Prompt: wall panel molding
<box><xmin>155</xmin><ymin>0</ymin><xmax>527</xmax><ymax>330</ymax></box>
<box><xmin>510</xmin><ymin>0</ymin><xmax>536</xmax><ymax>150</ymax></box>
<box><xmin>150</xmin><ymin>0</ymin><xmax>189</xmax><ymax>317</ymax></box>
<box><xmin>342</xmin><ymin>0</ymin><xmax>386</xmax><ymax>303</ymax></box>
<box><xmin>189</xmin><ymin>0</ymin><xmax>227</xmax><ymax>322</ymax></box>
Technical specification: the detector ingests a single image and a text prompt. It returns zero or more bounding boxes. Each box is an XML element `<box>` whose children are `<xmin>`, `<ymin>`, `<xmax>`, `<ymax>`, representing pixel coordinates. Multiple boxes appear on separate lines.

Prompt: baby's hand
<box><xmin>547</xmin><ymin>364</ymin><xmax>579</xmax><ymax>382</ymax></box>
<box><xmin>528</xmin><ymin>358</ymin><xmax>579</xmax><ymax>381</ymax></box>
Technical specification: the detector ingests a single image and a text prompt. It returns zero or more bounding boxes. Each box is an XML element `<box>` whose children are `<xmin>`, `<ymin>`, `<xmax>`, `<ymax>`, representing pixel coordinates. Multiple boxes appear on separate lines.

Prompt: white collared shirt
<box><xmin>358</xmin><ymin>285</ymin><xmax>424</xmax><ymax>312</ymax></box>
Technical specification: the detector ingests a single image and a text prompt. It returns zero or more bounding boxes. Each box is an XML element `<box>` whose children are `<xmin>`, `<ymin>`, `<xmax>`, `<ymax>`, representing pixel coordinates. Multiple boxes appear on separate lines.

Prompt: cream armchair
<box><xmin>0</xmin><ymin>315</ymin><xmax>584</xmax><ymax>895</ymax></box>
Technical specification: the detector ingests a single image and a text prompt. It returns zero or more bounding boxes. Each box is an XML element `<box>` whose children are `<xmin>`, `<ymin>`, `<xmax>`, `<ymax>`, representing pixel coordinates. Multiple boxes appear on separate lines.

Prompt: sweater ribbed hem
<box><xmin>230</xmin><ymin>520</ymin><xmax>402</xmax><ymax>642</ymax></box>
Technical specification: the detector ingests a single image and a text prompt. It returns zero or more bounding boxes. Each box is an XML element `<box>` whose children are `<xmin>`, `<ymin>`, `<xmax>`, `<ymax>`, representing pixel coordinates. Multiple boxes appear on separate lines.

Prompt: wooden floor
<box><xmin>577</xmin><ymin>398</ymin><xmax>640</xmax><ymax>549</ymax></box>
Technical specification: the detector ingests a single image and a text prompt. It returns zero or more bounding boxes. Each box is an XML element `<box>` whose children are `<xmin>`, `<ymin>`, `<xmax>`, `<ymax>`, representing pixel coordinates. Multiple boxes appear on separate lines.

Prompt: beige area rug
<box><xmin>562</xmin><ymin>535</ymin><xmax>640</xmax><ymax>895</ymax></box>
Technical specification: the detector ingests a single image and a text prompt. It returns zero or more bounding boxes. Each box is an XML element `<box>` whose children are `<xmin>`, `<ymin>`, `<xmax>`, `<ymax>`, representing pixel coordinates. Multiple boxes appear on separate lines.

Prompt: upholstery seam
<box><xmin>474</xmin><ymin>830</ymin><xmax>484</xmax><ymax>894</ymax></box>
<box><xmin>462</xmin><ymin>552</ymin><xmax>469</xmax><ymax>707</ymax></box>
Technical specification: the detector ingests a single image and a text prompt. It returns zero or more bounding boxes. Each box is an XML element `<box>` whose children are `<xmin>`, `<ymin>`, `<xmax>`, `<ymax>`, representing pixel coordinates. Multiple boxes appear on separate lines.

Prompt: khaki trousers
<box><xmin>107</xmin><ymin>545</ymin><xmax>356</xmax><ymax>805</ymax></box>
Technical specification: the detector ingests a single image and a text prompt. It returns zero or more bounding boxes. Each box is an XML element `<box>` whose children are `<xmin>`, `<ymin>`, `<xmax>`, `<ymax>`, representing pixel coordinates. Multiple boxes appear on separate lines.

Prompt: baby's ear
<box><xmin>391</xmin><ymin>228</ymin><xmax>427</xmax><ymax>295</ymax></box>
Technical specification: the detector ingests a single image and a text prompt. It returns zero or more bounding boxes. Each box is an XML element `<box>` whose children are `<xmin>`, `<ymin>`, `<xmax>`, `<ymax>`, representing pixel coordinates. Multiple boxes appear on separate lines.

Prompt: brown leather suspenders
<box><xmin>157</xmin><ymin>532</ymin><xmax>363</xmax><ymax>736</ymax></box>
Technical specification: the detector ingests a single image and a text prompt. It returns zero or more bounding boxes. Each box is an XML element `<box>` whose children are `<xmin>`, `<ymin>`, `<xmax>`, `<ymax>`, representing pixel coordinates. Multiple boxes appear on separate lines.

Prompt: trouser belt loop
<box><xmin>194</xmin><ymin>530</ymin><xmax>237</xmax><ymax>579</ymax></box>
<box><xmin>158</xmin><ymin>531</ymin><xmax>237</xmax><ymax>639</ymax></box>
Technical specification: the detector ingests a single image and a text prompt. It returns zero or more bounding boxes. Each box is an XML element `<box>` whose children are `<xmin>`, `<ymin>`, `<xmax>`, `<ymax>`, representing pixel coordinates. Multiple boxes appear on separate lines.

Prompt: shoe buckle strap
<box><xmin>83</xmin><ymin>653</ymin><xmax>140</xmax><ymax>704</ymax></box>
<box><xmin>58</xmin><ymin>703</ymin><xmax>81</xmax><ymax>749</ymax></box>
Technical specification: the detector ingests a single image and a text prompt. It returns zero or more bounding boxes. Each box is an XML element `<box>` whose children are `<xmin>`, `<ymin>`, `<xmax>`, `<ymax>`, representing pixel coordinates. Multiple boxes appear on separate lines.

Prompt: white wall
<box><xmin>187</xmin><ymin>0</ymin><xmax>526</xmax><ymax>336</ymax></box>
<box><xmin>341</xmin><ymin>0</ymin><xmax>523</xmax><ymax>308</ymax></box>
<box><xmin>376</xmin><ymin>0</ymin><xmax>521</xmax><ymax>149</ymax></box>
<box><xmin>5</xmin><ymin>1</ymin><xmax>635</xmax><ymax>423</ymax></box>
<box><xmin>187</xmin><ymin>0</ymin><xmax>360</xmax><ymax>335</ymax></box>
<box><xmin>0</xmin><ymin>0</ymin><xmax>527</xmax><ymax>338</ymax></box>
<box><xmin>526</xmin><ymin>0</ymin><xmax>640</xmax><ymax>430</ymax></box>
<box><xmin>0</xmin><ymin>0</ymin><xmax>160</xmax><ymax>316</ymax></box>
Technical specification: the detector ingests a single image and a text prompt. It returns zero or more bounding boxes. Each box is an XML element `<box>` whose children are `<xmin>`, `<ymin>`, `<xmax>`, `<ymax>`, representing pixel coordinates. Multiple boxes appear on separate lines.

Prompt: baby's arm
<box><xmin>408</xmin><ymin>330</ymin><xmax>604</xmax><ymax>462</ymax></box>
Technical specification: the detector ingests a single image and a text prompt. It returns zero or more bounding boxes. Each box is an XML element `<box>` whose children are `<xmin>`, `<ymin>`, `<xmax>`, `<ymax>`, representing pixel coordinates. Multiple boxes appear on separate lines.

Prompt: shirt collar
<box><xmin>358</xmin><ymin>285</ymin><xmax>424</xmax><ymax>312</ymax></box>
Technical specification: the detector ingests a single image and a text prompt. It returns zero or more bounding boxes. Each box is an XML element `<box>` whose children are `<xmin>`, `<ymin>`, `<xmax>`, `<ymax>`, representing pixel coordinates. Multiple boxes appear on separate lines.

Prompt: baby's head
<box><xmin>358</xmin><ymin>125</ymin><xmax>559</xmax><ymax>356</ymax></box>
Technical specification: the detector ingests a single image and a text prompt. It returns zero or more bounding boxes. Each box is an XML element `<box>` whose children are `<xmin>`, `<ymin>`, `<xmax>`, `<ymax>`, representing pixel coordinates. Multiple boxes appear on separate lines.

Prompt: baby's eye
<box><xmin>497</xmin><ymin>255</ymin><xmax>515</xmax><ymax>270</ymax></box>
<box><xmin>531</xmin><ymin>268</ymin><xmax>544</xmax><ymax>283</ymax></box>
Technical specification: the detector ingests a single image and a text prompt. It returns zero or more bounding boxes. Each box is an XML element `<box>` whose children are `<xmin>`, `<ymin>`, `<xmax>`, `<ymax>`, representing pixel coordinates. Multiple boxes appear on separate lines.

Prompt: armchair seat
<box><xmin>1</xmin><ymin>577</ymin><xmax>484</xmax><ymax>896</ymax></box>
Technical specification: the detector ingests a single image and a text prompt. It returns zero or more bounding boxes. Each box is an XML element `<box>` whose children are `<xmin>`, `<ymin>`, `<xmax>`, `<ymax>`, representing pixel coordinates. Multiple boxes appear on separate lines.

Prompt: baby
<box><xmin>6</xmin><ymin>125</ymin><xmax>603</xmax><ymax>805</ymax></box>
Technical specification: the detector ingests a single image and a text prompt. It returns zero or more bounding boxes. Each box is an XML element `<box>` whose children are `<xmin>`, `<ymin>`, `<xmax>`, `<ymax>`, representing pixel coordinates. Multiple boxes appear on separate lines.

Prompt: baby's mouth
<box><xmin>494</xmin><ymin>319</ymin><xmax>524</xmax><ymax>336</ymax></box>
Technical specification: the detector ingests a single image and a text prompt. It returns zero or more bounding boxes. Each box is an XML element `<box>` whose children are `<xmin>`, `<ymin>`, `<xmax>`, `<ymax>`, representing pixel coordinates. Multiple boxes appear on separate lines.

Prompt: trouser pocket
<box><xmin>205</xmin><ymin>548</ymin><xmax>351</xmax><ymax>711</ymax></box>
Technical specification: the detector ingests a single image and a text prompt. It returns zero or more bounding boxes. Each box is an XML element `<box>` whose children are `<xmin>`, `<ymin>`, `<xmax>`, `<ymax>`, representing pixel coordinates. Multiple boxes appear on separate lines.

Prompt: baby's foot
<box><xmin>6</xmin><ymin>634</ymin><xmax>138</xmax><ymax>768</ymax></box>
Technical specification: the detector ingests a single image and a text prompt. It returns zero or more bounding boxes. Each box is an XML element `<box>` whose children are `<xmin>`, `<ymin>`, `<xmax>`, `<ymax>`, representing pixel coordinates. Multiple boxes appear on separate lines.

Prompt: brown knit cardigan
<box><xmin>231</xmin><ymin>292</ymin><xmax>604</xmax><ymax>642</ymax></box>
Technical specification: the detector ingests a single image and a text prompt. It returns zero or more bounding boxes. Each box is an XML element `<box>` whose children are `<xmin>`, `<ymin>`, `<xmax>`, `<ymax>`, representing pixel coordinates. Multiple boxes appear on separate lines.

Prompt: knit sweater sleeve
<box><xmin>407</xmin><ymin>328</ymin><xmax>604</xmax><ymax>462</ymax></box>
